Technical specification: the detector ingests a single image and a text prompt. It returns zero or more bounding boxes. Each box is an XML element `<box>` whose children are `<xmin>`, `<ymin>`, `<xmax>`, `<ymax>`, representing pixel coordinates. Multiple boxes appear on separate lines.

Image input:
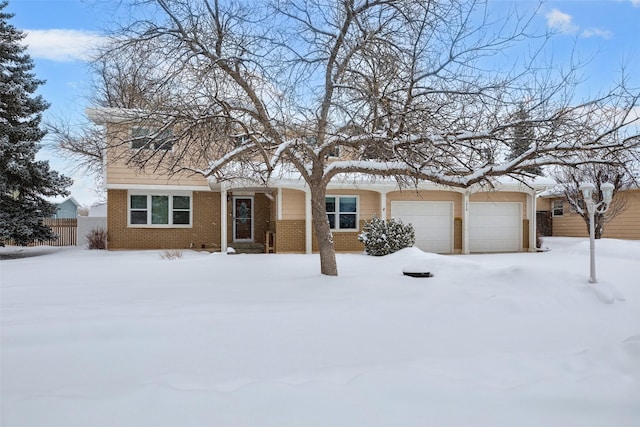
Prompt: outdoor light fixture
<box><xmin>579</xmin><ymin>182</ymin><xmax>595</xmax><ymax>201</ymax></box>
<box><xmin>601</xmin><ymin>182</ymin><xmax>615</xmax><ymax>205</ymax></box>
<box><xmin>579</xmin><ymin>181</ymin><xmax>614</xmax><ymax>284</ymax></box>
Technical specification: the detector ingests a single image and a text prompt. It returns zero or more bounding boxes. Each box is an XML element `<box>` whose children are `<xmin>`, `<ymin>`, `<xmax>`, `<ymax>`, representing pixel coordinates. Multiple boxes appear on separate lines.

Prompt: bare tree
<box><xmin>87</xmin><ymin>0</ymin><xmax>638</xmax><ymax>275</ymax></box>
<box><xmin>90</xmin><ymin>39</ymin><xmax>182</xmax><ymax>110</ymax></box>
<box><xmin>47</xmin><ymin>121</ymin><xmax>105</xmax><ymax>183</ymax></box>
<box><xmin>47</xmin><ymin>40</ymin><xmax>178</xmax><ymax>194</ymax></box>
<box><xmin>554</xmin><ymin>158</ymin><xmax>637</xmax><ymax>239</ymax></box>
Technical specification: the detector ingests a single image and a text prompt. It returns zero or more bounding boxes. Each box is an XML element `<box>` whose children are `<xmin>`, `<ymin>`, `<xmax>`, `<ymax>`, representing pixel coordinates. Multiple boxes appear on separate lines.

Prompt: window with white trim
<box><xmin>326</xmin><ymin>196</ymin><xmax>358</xmax><ymax>230</ymax></box>
<box><xmin>131</xmin><ymin>127</ymin><xmax>173</xmax><ymax>150</ymax></box>
<box><xmin>129</xmin><ymin>193</ymin><xmax>191</xmax><ymax>227</ymax></box>
<box><xmin>552</xmin><ymin>200</ymin><xmax>564</xmax><ymax>217</ymax></box>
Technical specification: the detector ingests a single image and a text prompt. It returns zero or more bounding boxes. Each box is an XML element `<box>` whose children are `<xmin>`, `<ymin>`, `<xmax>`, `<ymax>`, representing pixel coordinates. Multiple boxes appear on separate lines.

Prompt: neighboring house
<box><xmin>88</xmin><ymin>108</ymin><xmax>553</xmax><ymax>254</ymax></box>
<box><xmin>88</xmin><ymin>203</ymin><xmax>107</xmax><ymax>217</ymax></box>
<box><xmin>538</xmin><ymin>187</ymin><xmax>640</xmax><ymax>240</ymax></box>
<box><xmin>50</xmin><ymin>196</ymin><xmax>80</xmax><ymax>219</ymax></box>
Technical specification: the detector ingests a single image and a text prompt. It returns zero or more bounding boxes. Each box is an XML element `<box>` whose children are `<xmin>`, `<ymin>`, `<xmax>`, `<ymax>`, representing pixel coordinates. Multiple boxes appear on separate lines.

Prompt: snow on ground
<box><xmin>1</xmin><ymin>237</ymin><xmax>639</xmax><ymax>427</ymax></box>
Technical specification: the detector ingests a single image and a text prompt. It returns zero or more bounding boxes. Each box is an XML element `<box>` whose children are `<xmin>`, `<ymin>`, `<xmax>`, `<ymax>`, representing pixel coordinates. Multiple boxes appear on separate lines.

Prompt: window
<box><xmin>128</xmin><ymin>193</ymin><xmax>191</xmax><ymax>227</ymax></box>
<box><xmin>305</xmin><ymin>135</ymin><xmax>339</xmax><ymax>158</ymax></box>
<box><xmin>233</xmin><ymin>135</ymin><xmax>251</xmax><ymax>147</ymax></box>
<box><xmin>552</xmin><ymin>200</ymin><xmax>564</xmax><ymax>217</ymax></box>
<box><xmin>130</xmin><ymin>195</ymin><xmax>148</xmax><ymax>224</ymax></box>
<box><xmin>326</xmin><ymin>196</ymin><xmax>358</xmax><ymax>230</ymax></box>
<box><xmin>131</xmin><ymin>127</ymin><xmax>173</xmax><ymax>150</ymax></box>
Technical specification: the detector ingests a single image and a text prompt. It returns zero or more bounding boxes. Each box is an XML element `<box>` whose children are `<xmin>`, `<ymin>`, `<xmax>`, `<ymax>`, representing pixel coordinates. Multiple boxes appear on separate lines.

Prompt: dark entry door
<box><xmin>233</xmin><ymin>197</ymin><xmax>253</xmax><ymax>241</ymax></box>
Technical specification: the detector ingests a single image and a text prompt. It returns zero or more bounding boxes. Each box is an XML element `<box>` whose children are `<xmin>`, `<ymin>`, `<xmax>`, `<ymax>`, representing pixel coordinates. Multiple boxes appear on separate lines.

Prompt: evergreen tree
<box><xmin>0</xmin><ymin>1</ymin><xmax>71</xmax><ymax>246</ymax></box>
<box><xmin>509</xmin><ymin>103</ymin><xmax>542</xmax><ymax>176</ymax></box>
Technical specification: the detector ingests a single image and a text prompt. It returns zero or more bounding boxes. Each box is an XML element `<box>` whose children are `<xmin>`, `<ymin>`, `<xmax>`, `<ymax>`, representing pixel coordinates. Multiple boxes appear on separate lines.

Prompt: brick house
<box><xmin>89</xmin><ymin>108</ymin><xmax>553</xmax><ymax>254</ymax></box>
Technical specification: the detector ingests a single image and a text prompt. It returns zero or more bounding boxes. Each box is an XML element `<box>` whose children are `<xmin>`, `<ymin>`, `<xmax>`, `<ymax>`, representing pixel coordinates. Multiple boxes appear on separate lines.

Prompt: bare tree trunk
<box><xmin>582</xmin><ymin>212</ymin><xmax>607</xmax><ymax>240</ymax></box>
<box><xmin>594</xmin><ymin>212</ymin><xmax>605</xmax><ymax>239</ymax></box>
<box><xmin>309</xmin><ymin>182</ymin><xmax>337</xmax><ymax>276</ymax></box>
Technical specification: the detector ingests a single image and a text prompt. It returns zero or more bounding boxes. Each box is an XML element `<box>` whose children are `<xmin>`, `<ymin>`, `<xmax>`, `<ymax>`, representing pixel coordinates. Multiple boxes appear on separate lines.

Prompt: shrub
<box><xmin>86</xmin><ymin>227</ymin><xmax>107</xmax><ymax>250</ymax></box>
<box><xmin>358</xmin><ymin>216</ymin><xmax>415</xmax><ymax>256</ymax></box>
<box><xmin>161</xmin><ymin>249</ymin><xmax>183</xmax><ymax>260</ymax></box>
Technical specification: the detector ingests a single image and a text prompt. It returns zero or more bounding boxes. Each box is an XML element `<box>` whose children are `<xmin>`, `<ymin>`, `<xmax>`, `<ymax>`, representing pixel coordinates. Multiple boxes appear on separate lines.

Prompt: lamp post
<box><xmin>579</xmin><ymin>182</ymin><xmax>614</xmax><ymax>283</ymax></box>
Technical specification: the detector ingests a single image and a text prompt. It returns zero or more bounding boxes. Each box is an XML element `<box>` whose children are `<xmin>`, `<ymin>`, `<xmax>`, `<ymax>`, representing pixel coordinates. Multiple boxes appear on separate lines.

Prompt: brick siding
<box><xmin>275</xmin><ymin>219</ymin><xmax>306</xmax><ymax>253</ymax></box>
<box><xmin>454</xmin><ymin>217</ymin><xmax>462</xmax><ymax>252</ymax></box>
<box><xmin>107</xmin><ymin>189</ymin><xmax>221</xmax><ymax>250</ymax></box>
<box><xmin>271</xmin><ymin>219</ymin><xmax>367</xmax><ymax>254</ymax></box>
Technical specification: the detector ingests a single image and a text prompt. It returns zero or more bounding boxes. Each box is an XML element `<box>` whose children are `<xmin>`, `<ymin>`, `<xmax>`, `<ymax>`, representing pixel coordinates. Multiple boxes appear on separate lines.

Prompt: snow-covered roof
<box><xmin>538</xmin><ymin>181</ymin><xmax>640</xmax><ymax>198</ymax></box>
<box><xmin>86</xmin><ymin>107</ymin><xmax>144</xmax><ymax>125</ymax></box>
<box><xmin>537</xmin><ymin>185</ymin><xmax>566</xmax><ymax>198</ymax></box>
<box><xmin>208</xmin><ymin>164</ymin><xmax>555</xmax><ymax>194</ymax></box>
<box><xmin>45</xmin><ymin>196</ymin><xmax>81</xmax><ymax>207</ymax></box>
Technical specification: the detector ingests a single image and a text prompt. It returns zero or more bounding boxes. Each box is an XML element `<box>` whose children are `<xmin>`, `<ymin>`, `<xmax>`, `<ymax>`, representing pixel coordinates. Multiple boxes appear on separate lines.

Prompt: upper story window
<box><xmin>233</xmin><ymin>134</ymin><xmax>251</xmax><ymax>147</ymax></box>
<box><xmin>552</xmin><ymin>199</ymin><xmax>564</xmax><ymax>217</ymax></box>
<box><xmin>129</xmin><ymin>193</ymin><xmax>191</xmax><ymax>227</ymax></box>
<box><xmin>326</xmin><ymin>195</ymin><xmax>358</xmax><ymax>230</ymax></box>
<box><xmin>131</xmin><ymin>127</ymin><xmax>173</xmax><ymax>151</ymax></box>
<box><xmin>305</xmin><ymin>135</ymin><xmax>339</xmax><ymax>158</ymax></box>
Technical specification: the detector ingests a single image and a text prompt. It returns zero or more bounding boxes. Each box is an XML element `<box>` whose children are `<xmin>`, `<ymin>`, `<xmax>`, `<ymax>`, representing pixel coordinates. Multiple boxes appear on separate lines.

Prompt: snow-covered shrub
<box><xmin>86</xmin><ymin>227</ymin><xmax>107</xmax><ymax>249</ymax></box>
<box><xmin>358</xmin><ymin>216</ymin><xmax>415</xmax><ymax>256</ymax></box>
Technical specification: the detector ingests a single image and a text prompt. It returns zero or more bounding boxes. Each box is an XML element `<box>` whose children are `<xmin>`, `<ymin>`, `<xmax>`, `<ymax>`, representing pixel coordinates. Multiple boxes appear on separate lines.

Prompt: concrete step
<box><xmin>228</xmin><ymin>243</ymin><xmax>265</xmax><ymax>254</ymax></box>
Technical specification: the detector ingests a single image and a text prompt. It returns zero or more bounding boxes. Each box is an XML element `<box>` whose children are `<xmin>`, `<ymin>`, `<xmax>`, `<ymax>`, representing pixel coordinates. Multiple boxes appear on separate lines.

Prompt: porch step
<box><xmin>229</xmin><ymin>243</ymin><xmax>266</xmax><ymax>254</ymax></box>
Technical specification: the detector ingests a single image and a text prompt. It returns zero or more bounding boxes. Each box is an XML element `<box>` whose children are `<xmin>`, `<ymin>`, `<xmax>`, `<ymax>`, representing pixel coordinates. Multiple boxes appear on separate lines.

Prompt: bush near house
<box><xmin>86</xmin><ymin>227</ymin><xmax>107</xmax><ymax>250</ymax></box>
<box><xmin>358</xmin><ymin>216</ymin><xmax>415</xmax><ymax>256</ymax></box>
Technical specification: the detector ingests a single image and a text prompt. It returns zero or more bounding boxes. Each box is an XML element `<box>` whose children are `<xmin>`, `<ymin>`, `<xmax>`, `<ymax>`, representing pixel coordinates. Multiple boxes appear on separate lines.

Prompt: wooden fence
<box><xmin>39</xmin><ymin>218</ymin><xmax>78</xmax><ymax>246</ymax></box>
<box><xmin>2</xmin><ymin>218</ymin><xmax>78</xmax><ymax>247</ymax></box>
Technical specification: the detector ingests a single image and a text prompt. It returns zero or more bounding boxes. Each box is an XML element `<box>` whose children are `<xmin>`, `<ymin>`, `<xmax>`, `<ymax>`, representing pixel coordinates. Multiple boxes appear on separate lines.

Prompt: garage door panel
<box><xmin>412</xmin><ymin>222</ymin><xmax>450</xmax><ymax>233</ymax></box>
<box><xmin>469</xmin><ymin>202</ymin><xmax>521</xmax><ymax>253</ymax></box>
<box><xmin>391</xmin><ymin>201</ymin><xmax>453</xmax><ymax>254</ymax></box>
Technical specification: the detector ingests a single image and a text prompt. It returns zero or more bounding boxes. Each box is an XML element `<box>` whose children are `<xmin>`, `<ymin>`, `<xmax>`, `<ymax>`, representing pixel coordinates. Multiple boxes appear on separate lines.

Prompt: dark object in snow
<box><xmin>403</xmin><ymin>271</ymin><xmax>433</xmax><ymax>278</ymax></box>
<box><xmin>403</xmin><ymin>262</ymin><xmax>433</xmax><ymax>278</ymax></box>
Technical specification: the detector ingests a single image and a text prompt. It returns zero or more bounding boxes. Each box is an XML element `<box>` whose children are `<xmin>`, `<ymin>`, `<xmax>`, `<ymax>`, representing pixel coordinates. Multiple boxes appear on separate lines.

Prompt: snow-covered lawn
<box><xmin>1</xmin><ymin>237</ymin><xmax>639</xmax><ymax>427</ymax></box>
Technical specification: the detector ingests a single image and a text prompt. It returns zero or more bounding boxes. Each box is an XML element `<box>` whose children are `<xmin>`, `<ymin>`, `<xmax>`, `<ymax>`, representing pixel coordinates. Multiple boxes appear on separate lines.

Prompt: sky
<box><xmin>6</xmin><ymin>0</ymin><xmax>640</xmax><ymax>206</ymax></box>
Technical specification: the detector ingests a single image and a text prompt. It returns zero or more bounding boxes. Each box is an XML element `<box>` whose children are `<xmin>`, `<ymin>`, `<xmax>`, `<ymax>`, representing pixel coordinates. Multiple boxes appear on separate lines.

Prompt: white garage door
<box><xmin>391</xmin><ymin>201</ymin><xmax>453</xmax><ymax>253</ymax></box>
<box><xmin>469</xmin><ymin>202</ymin><xmax>522</xmax><ymax>252</ymax></box>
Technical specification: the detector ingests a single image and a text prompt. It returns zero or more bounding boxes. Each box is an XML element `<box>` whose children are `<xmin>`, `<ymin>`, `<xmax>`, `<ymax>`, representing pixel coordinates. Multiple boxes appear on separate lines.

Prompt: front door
<box><xmin>233</xmin><ymin>196</ymin><xmax>254</xmax><ymax>241</ymax></box>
